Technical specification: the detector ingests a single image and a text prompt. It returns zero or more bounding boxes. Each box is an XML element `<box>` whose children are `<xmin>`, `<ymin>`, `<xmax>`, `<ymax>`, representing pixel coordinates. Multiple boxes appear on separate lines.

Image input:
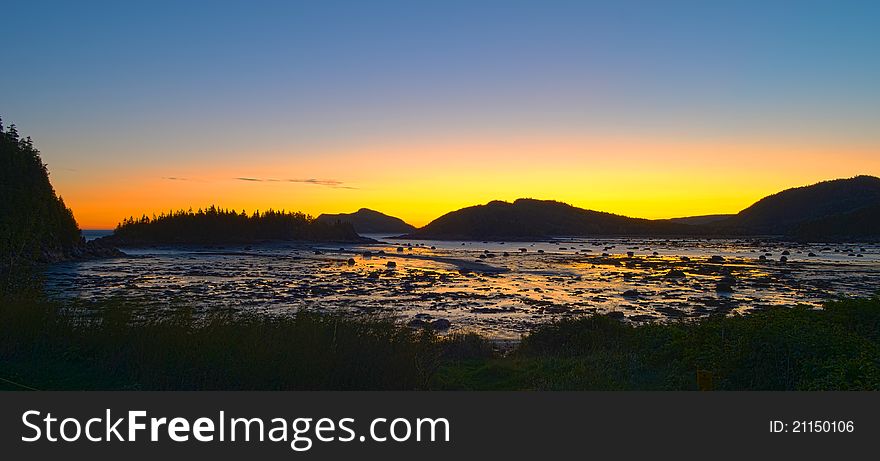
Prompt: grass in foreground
<box><xmin>1</xmin><ymin>287</ymin><xmax>878</xmax><ymax>390</ymax></box>
<box><xmin>436</xmin><ymin>297</ymin><xmax>880</xmax><ymax>390</ymax></box>
<box><xmin>0</xmin><ymin>289</ymin><xmax>485</xmax><ymax>390</ymax></box>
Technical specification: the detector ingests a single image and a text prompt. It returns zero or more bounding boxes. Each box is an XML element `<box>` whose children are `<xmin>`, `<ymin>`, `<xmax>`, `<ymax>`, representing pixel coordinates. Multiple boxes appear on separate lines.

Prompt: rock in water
<box><xmin>715</xmin><ymin>282</ymin><xmax>734</xmax><ymax>292</ymax></box>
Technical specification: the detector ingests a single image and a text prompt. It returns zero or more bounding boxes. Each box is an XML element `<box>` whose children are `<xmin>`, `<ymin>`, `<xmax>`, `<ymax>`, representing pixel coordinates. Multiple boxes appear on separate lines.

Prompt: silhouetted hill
<box><xmin>789</xmin><ymin>204</ymin><xmax>880</xmax><ymax>241</ymax></box>
<box><xmin>1</xmin><ymin>118</ymin><xmax>122</xmax><ymax>279</ymax></box>
<box><xmin>316</xmin><ymin>208</ymin><xmax>415</xmax><ymax>234</ymax></box>
<box><xmin>405</xmin><ymin>199</ymin><xmax>698</xmax><ymax>240</ymax></box>
<box><xmin>668</xmin><ymin>214</ymin><xmax>733</xmax><ymax>225</ymax></box>
<box><xmin>1</xmin><ymin>118</ymin><xmax>82</xmax><ymax>272</ymax></box>
<box><xmin>403</xmin><ymin>177</ymin><xmax>880</xmax><ymax>241</ymax></box>
<box><xmin>103</xmin><ymin>207</ymin><xmax>366</xmax><ymax>245</ymax></box>
<box><xmin>715</xmin><ymin>176</ymin><xmax>880</xmax><ymax>235</ymax></box>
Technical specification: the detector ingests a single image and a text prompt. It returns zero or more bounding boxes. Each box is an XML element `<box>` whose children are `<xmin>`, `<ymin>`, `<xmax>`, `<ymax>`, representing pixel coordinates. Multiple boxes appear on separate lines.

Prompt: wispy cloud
<box><xmin>287</xmin><ymin>178</ymin><xmax>357</xmax><ymax>189</ymax></box>
<box><xmin>163</xmin><ymin>176</ymin><xmax>188</xmax><ymax>181</ymax></box>
<box><xmin>234</xmin><ymin>177</ymin><xmax>356</xmax><ymax>189</ymax></box>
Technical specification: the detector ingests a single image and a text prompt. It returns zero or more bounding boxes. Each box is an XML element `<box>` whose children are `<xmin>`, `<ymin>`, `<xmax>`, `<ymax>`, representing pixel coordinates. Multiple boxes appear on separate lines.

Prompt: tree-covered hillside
<box><xmin>0</xmin><ymin>117</ymin><xmax>81</xmax><ymax>275</ymax></box>
<box><xmin>716</xmin><ymin>176</ymin><xmax>880</xmax><ymax>235</ymax></box>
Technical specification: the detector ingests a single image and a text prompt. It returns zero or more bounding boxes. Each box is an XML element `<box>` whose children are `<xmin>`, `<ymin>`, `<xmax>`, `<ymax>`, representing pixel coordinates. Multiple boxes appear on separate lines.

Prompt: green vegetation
<box><xmin>0</xmin><ymin>118</ymin><xmax>80</xmax><ymax>283</ymax></box>
<box><xmin>0</xmin><ymin>287</ymin><xmax>466</xmax><ymax>390</ymax></box>
<box><xmin>110</xmin><ymin>206</ymin><xmax>363</xmax><ymax>244</ymax></box>
<box><xmin>2</xmin><ymin>288</ymin><xmax>877</xmax><ymax>390</ymax></box>
<box><xmin>436</xmin><ymin>297</ymin><xmax>880</xmax><ymax>390</ymax></box>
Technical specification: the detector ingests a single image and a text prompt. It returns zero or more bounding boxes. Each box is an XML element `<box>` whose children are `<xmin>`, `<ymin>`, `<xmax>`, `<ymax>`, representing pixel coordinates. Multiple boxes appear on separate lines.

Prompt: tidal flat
<box><xmin>44</xmin><ymin>236</ymin><xmax>880</xmax><ymax>339</ymax></box>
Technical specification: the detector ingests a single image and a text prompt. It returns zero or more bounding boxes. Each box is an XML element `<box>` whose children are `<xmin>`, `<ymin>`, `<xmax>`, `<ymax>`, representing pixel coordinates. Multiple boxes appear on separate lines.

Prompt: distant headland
<box><xmin>316</xmin><ymin>208</ymin><xmax>416</xmax><ymax>234</ymax></box>
<box><xmin>401</xmin><ymin>176</ymin><xmax>880</xmax><ymax>242</ymax></box>
<box><xmin>96</xmin><ymin>175</ymin><xmax>880</xmax><ymax>245</ymax></box>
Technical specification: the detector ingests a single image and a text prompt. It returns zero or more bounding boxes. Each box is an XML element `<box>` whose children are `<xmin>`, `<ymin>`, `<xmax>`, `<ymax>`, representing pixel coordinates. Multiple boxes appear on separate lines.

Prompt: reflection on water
<box><xmin>44</xmin><ymin>236</ymin><xmax>880</xmax><ymax>339</ymax></box>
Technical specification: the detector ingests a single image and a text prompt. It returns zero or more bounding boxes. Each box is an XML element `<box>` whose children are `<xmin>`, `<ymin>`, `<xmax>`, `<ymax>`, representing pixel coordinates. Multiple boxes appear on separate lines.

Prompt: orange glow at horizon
<box><xmin>50</xmin><ymin>135</ymin><xmax>880</xmax><ymax>230</ymax></box>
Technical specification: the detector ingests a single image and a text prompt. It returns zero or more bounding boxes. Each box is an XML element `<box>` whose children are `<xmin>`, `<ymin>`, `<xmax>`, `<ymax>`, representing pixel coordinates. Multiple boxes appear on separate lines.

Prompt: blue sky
<box><xmin>2</xmin><ymin>1</ymin><xmax>878</xmax><ymax>227</ymax></box>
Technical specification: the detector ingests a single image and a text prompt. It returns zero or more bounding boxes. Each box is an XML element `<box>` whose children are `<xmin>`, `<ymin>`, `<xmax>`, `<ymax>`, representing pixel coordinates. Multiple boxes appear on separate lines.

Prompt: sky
<box><xmin>2</xmin><ymin>0</ymin><xmax>879</xmax><ymax>229</ymax></box>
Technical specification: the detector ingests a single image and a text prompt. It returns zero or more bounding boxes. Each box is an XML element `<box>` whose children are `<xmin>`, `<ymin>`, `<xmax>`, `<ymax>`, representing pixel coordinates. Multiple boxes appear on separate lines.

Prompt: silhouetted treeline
<box><xmin>1</xmin><ymin>117</ymin><xmax>81</xmax><ymax>283</ymax></box>
<box><xmin>109</xmin><ymin>206</ymin><xmax>363</xmax><ymax>244</ymax></box>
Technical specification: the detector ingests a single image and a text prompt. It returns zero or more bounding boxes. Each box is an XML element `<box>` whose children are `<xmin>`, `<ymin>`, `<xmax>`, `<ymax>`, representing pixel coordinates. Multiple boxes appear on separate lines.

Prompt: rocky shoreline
<box><xmin>39</xmin><ymin>239</ymin><xmax>126</xmax><ymax>264</ymax></box>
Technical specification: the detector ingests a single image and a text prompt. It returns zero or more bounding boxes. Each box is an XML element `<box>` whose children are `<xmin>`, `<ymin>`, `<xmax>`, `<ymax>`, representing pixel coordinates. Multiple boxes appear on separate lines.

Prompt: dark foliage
<box><xmin>791</xmin><ymin>203</ymin><xmax>880</xmax><ymax>241</ymax></box>
<box><xmin>109</xmin><ymin>206</ymin><xmax>364</xmax><ymax>244</ymax></box>
<box><xmin>715</xmin><ymin>175</ymin><xmax>880</xmax><ymax>236</ymax></box>
<box><xmin>3</xmin><ymin>292</ymin><xmax>878</xmax><ymax>390</ymax></box>
<box><xmin>0</xmin><ymin>117</ymin><xmax>80</xmax><ymax>287</ymax></box>
<box><xmin>437</xmin><ymin>297</ymin><xmax>880</xmax><ymax>390</ymax></box>
<box><xmin>0</xmin><ymin>291</ymin><xmax>449</xmax><ymax>390</ymax></box>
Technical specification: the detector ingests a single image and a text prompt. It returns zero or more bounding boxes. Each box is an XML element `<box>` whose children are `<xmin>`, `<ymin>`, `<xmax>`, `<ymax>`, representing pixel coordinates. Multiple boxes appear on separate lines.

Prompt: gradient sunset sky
<box><xmin>2</xmin><ymin>0</ymin><xmax>878</xmax><ymax>229</ymax></box>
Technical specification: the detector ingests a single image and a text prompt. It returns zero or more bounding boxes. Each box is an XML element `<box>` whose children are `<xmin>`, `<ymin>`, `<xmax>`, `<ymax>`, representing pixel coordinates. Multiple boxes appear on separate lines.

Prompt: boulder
<box><xmin>715</xmin><ymin>282</ymin><xmax>734</xmax><ymax>292</ymax></box>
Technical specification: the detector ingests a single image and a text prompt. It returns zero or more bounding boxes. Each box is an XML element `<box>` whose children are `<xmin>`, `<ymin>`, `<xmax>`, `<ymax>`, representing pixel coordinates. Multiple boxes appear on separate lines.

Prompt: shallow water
<box><xmin>81</xmin><ymin>229</ymin><xmax>113</xmax><ymax>241</ymax></box>
<box><xmin>44</xmin><ymin>235</ymin><xmax>880</xmax><ymax>339</ymax></box>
